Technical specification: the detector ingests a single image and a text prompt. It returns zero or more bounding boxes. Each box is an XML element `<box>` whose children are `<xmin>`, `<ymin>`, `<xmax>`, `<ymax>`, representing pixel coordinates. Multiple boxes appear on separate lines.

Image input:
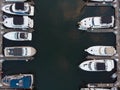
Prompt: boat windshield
<box><xmin>96</xmin><ymin>63</ymin><xmax>105</xmax><ymax>70</ymax></box>
<box><xmin>92</xmin><ymin>18</ymin><xmax>95</xmax><ymax>26</ymax></box>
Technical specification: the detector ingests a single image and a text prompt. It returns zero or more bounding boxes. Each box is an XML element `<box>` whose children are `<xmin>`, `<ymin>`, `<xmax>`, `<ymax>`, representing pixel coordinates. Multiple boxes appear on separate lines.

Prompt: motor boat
<box><xmin>2</xmin><ymin>2</ymin><xmax>34</xmax><ymax>16</ymax></box>
<box><xmin>90</xmin><ymin>0</ymin><xmax>113</xmax><ymax>2</ymax></box>
<box><xmin>1</xmin><ymin>74</ymin><xmax>33</xmax><ymax>89</ymax></box>
<box><xmin>78</xmin><ymin>16</ymin><xmax>114</xmax><ymax>30</ymax></box>
<box><xmin>79</xmin><ymin>59</ymin><xmax>114</xmax><ymax>72</ymax></box>
<box><xmin>5</xmin><ymin>0</ymin><xmax>27</xmax><ymax>2</ymax></box>
<box><xmin>85</xmin><ymin>46</ymin><xmax>116</xmax><ymax>56</ymax></box>
<box><xmin>80</xmin><ymin>87</ymin><xmax>117</xmax><ymax>90</ymax></box>
<box><xmin>4</xmin><ymin>31</ymin><xmax>32</xmax><ymax>41</ymax></box>
<box><xmin>81</xmin><ymin>88</ymin><xmax>111</xmax><ymax>90</ymax></box>
<box><xmin>4</xmin><ymin>46</ymin><xmax>36</xmax><ymax>57</ymax></box>
<box><xmin>83</xmin><ymin>0</ymin><xmax>114</xmax><ymax>2</ymax></box>
<box><xmin>3</xmin><ymin>16</ymin><xmax>33</xmax><ymax>29</ymax></box>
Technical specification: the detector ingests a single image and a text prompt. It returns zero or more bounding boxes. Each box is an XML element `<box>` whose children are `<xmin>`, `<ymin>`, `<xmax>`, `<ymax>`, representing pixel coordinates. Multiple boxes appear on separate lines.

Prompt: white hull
<box><xmin>4</xmin><ymin>31</ymin><xmax>32</xmax><ymax>41</ymax></box>
<box><xmin>5</xmin><ymin>0</ymin><xmax>27</xmax><ymax>2</ymax></box>
<box><xmin>91</xmin><ymin>0</ymin><xmax>113</xmax><ymax>1</ymax></box>
<box><xmin>85</xmin><ymin>46</ymin><xmax>116</xmax><ymax>56</ymax></box>
<box><xmin>79</xmin><ymin>60</ymin><xmax>114</xmax><ymax>72</ymax></box>
<box><xmin>81</xmin><ymin>88</ymin><xmax>111</xmax><ymax>90</ymax></box>
<box><xmin>2</xmin><ymin>3</ymin><xmax>34</xmax><ymax>16</ymax></box>
<box><xmin>4</xmin><ymin>46</ymin><xmax>36</xmax><ymax>57</ymax></box>
<box><xmin>78</xmin><ymin>16</ymin><xmax>114</xmax><ymax>30</ymax></box>
<box><xmin>81</xmin><ymin>87</ymin><xmax>118</xmax><ymax>90</ymax></box>
<box><xmin>3</xmin><ymin>16</ymin><xmax>34</xmax><ymax>29</ymax></box>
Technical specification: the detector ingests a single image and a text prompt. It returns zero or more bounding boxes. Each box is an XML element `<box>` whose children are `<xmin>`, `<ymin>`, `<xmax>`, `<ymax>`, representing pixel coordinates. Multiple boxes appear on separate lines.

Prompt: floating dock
<box><xmin>0</xmin><ymin>0</ymin><xmax>35</xmax><ymax>90</ymax></box>
<box><xmin>83</xmin><ymin>0</ymin><xmax>120</xmax><ymax>88</ymax></box>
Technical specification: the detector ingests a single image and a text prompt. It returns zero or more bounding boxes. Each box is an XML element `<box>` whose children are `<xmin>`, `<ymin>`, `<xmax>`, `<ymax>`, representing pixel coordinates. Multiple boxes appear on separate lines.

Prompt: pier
<box><xmin>82</xmin><ymin>0</ymin><xmax>120</xmax><ymax>88</ymax></box>
<box><xmin>0</xmin><ymin>0</ymin><xmax>36</xmax><ymax>90</ymax></box>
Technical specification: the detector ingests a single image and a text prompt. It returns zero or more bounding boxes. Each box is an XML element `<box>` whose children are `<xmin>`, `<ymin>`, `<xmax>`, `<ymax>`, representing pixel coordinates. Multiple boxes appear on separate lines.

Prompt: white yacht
<box><xmin>78</xmin><ymin>16</ymin><xmax>114</xmax><ymax>30</ymax></box>
<box><xmin>2</xmin><ymin>3</ymin><xmax>34</xmax><ymax>16</ymax></box>
<box><xmin>91</xmin><ymin>0</ymin><xmax>113</xmax><ymax>2</ymax></box>
<box><xmin>3</xmin><ymin>16</ymin><xmax>33</xmax><ymax>29</ymax></box>
<box><xmin>4</xmin><ymin>46</ymin><xmax>36</xmax><ymax>57</ymax></box>
<box><xmin>5</xmin><ymin>0</ymin><xmax>27</xmax><ymax>2</ymax></box>
<box><xmin>79</xmin><ymin>59</ymin><xmax>114</xmax><ymax>72</ymax></box>
<box><xmin>1</xmin><ymin>74</ymin><xmax>33</xmax><ymax>89</ymax></box>
<box><xmin>85</xmin><ymin>46</ymin><xmax>116</xmax><ymax>56</ymax></box>
<box><xmin>4</xmin><ymin>31</ymin><xmax>32</xmax><ymax>41</ymax></box>
<box><xmin>80</xmin><ymin>87</ymin><xmax>117</xmax><ymax>90</ymax></box>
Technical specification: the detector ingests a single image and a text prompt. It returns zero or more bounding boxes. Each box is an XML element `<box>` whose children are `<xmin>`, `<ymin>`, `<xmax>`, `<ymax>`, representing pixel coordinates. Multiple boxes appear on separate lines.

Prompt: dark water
<box><xmin>2</xmin><ymin>0</ymin><xmax>117</xmax><ymax>90</ymax></box>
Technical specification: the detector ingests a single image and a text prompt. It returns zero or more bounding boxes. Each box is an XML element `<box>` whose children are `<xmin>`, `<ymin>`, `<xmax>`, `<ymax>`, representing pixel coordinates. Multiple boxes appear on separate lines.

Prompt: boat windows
<box><xmin>96</xmin><ymin>63</ymin><xmax>105</xmax><ymax>70</ymax></box>
<box><xmin>13</xmin><ymin>16</ymin><xmax>24</xmax><ymax>25</ymax></box>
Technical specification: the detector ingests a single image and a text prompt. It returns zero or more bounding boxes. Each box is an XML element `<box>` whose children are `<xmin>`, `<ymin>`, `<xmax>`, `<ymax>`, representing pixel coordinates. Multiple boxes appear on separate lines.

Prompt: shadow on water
<box><xmin>2</xmin><ymin>0</ymin><xmax>116</xmax><ymax>90</ymax></box>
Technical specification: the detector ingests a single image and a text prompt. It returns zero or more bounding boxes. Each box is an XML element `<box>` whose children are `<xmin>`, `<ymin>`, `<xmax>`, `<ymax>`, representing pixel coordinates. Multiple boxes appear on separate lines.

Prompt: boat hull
<box><xmin>4</xmin><ymin>31</ymin><xmax>32</xmax><ymax>41</ymax></box>
<box><xmin>5</xmin><ymin>0</ymin><xmax>26</xmax><ymax>2</ymax></box>
<box><xmin>85</xmin><ymin>46</ymin><xmax>116</xmax><ymax>56</ymax></box>
<box><xmin>4</xmin><ymin>46</ymin><xmax>36</xmax><ymax>57</ymax></box>
<box><xmin>79</xmin><ymin>60</ymin><xmax>114</xmax><ymax>72</ymax></box>
<box><xmin>2</xmin><ymin>74</ymin><xmax>33</xmax><ymax>89</ymax></box>
<box><xmin>78</xmin><ymin>16</ymin><xmax>114</xmax><ymax>30</ymax></box>
<box><xmin>3</xmin><ymin>16</ymin><xmax>34</xmax><ymax>29</ymax></box>
<box><xmin>2</xmin><ymin>3</ymin><xmax>34</xmax><ymax>16</ymax></box>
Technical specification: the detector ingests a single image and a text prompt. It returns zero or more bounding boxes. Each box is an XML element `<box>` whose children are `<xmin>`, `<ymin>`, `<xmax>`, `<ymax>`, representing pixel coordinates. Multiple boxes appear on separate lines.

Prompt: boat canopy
<box><xmin>96</xmin><ymin>63</ymin><xmax>105</xmax><ymax>70</ymax></box>
<box><xmin>13</xmin><ymin>16</ymin><xmax>24</xmax><ymax>25</ymax></box>
<box><xmin>20</xmin><ymin>33</ymin><xmax>27</xmax><ymax>39</ymax></box>
<box><xmin>8</xmin><ymin>48</ymin><xmax>23</xmax><ymax>56</ymax></box>
<box><xmin>15</xmin><ymin>2</ymin><xmax>24</xmax><ymax>10</ymax></box>
<box><xmin>101</xmin><ymin>16</ymin><xmax>112</xmax><ymax>24</ymax></box>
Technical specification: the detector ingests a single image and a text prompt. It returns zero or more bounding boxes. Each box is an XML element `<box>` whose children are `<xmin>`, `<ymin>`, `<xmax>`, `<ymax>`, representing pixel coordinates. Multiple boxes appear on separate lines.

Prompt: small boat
<box><xmin>2</xmin><ymin>3</ymin><xmax>34</xmax><ymax>16</ymax></box>
<box><xmin>3</xmin><ymin>16</ymin><xmax>33</xmax><ymax>29</ymax></box>
<box><xmin>85</xmin><ymin>46</ymin><xmax>116</xmax><ymax>56</ymax></box>
<box><xmin>1</xmin><ymin>74</ymin><xmax>33</xmax><ymax>89</ymax></box>
<box><xmin>80</xmin><ymin>87</ymin><xmax>117</xmax><ymax>90</ymax></box>
<box><xmin>78</xmin><ymin>16</ymin><xmax>114</xmax><ymax>30</ymax></box>
<box><xmin>4</xmin><ymin>46</ymin><xmax>36</xmax><ymax>57</ymax></box>
<box><xmin>4</xmin><ymin>31</ymin><xmax>32</xmax><ymax>41</ymax></box>
<box><xmin>79</xmin><ymin>59</ymin><xmax>114</xmax><ymax>72</ymax></box>
<box><xmin>5</xmin><ymin>0</ymin><xmax>27</xmax><ymax>2</ymax></box>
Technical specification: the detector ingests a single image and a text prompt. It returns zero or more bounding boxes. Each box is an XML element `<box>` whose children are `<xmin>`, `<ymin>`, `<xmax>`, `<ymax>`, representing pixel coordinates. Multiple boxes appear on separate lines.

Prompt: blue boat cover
<box><xmin>9</xmin><ymin>76</ymin><xmax>32</xmax><ymax>88</ymax></box>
